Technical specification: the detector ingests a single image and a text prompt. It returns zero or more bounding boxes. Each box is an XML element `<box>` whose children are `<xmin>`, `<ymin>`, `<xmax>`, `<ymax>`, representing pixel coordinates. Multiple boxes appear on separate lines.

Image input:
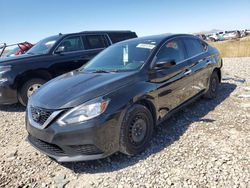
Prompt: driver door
<box><xmin>150</xmin><ymin>38</ymin><xmax>195</xmax><ymax>118</ymax></box>
<box><xmin>52</xmin><ymin>36</ymin><xmax>87</xmax><ymax>76</ymax></box>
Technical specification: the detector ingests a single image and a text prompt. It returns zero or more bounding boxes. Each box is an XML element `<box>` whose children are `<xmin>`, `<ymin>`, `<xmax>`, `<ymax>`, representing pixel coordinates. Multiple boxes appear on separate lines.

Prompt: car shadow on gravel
<box><xmin>60</xmin><ymin>82</ymin><xmax>236</xmax><ymax>174</ymax></box>
<box><xmin>0</xmin><ymin>103</ymin><xmax>26</xmax><ymax>112</ymax></box>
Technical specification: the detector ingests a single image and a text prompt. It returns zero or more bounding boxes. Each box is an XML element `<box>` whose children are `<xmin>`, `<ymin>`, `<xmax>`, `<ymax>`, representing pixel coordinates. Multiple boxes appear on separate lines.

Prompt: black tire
<box><xmin>119</xmin><ymin>104</ymin><xmax>154</xmax><ymax>155</ymax></box>
<box><xmin>204</xmin><ymin>71</ymin><xmax>219</xmax><ymax>99</ymax></box>
<box><xmin>18</xmin><ymin>78</ymin><xmax>46</xmax><ymax>106</ymax></box>
<box><xmin>210</xmin><ymin>38</ymin><xmax>216</xmax><ymax>42</ymax></box>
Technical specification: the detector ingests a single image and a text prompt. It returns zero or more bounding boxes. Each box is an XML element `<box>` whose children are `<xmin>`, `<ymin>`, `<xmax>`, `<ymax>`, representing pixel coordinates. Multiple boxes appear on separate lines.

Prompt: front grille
<box><xmin>30</xmin><ymin>106</ymin><xmax>53</xmax><ymax>125</ymax></box>
<box><xmin>71</xmin><ymin>145</ymin><xmax>103</xmax><ymax>155</ymax></box>
<box><xmin>28</xmin><ymin>135</ymin><xmax>66</xmax><ymax>156</ymax></box>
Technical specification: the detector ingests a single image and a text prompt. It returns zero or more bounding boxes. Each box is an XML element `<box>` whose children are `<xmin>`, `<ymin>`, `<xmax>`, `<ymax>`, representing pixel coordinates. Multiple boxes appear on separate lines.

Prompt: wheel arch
<box><xmin>133</xmin><ymin>98</ymin><xmax>157</xmax><ymax>126</ymax></box>
<box><xmin>15</xmin><ymin>69</ymin><xmax>52</xmax><ymax>90</ymax></box>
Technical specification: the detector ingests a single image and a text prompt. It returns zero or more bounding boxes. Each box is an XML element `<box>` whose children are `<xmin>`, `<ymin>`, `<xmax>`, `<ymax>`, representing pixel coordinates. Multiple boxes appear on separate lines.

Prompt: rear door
<box><xmin>183</xmin><ymin>37</ymin><xmax>211</xmax><ymax>95</ymax></box>
<box><xmin>150</xmin><ymin>38</ymin><xmax>195</xmax><ymax>117</ymax></box>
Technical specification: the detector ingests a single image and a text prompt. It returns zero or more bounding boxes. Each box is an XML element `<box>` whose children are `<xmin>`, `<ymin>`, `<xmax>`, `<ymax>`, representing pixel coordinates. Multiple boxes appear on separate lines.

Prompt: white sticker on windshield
<box><xmin>136</xmin><ymin>43</ymin><xmax>156</xmax><ymax>49</ymax></box>
<box><xmin>123</xmin><ymin>45</ymin><xmax>129</xmax><ymax>65</ymax></box>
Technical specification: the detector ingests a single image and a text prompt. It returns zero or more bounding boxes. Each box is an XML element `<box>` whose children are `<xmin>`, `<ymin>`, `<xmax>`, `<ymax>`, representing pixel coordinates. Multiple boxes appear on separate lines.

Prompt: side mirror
<box><xmin>55</xmin><ymin>46</ymin><xmax>65</xmax><ymax>54</ymax></box>
<box><xmin>155</xmin><ymin>59</ymin><xmax>176</xmax><ymax>69</ymax></box>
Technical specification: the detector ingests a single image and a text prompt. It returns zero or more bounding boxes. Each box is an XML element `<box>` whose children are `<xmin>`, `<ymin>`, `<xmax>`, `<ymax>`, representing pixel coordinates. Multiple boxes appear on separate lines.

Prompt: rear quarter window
<box><xmin>184</xmin><ymin>38</ymin><xmax>205</xmax><ymax>58</ymax></box>
<box><xmin>108</xmin><ymin>32</ymin><xmax>137</xmax><ymax>43</ymax></box>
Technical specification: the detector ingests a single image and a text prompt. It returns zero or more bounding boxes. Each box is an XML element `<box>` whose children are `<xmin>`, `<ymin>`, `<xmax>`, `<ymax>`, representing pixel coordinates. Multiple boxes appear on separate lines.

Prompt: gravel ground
<box><xmin>0</xmin><ymin>58</ymin><xmax>250</xmax><ymax>188</ymax></box>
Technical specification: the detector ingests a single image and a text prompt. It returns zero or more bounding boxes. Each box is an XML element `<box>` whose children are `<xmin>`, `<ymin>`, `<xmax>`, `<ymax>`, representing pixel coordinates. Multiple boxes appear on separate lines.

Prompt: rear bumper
<box><xmin>0</xmin><ymin>83</ymin><xmax>18</xmax><ymax>105</ymax></box>
<box><xmin>26</xmin><ymin>112</ymin><xmax>122</xmax><ymax>162</ymax></box>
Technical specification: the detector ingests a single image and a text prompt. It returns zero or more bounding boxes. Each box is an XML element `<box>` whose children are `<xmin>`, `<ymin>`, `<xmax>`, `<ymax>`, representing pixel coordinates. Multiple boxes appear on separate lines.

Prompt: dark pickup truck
<box><xmin>0</xmin><ymin>31</ymin><xmax>137</xmax><ymax>106</ymax></box>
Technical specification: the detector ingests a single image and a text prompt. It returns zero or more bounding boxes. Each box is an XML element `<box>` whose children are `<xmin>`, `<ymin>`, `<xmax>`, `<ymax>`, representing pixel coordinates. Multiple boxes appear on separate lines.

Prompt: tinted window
<box><xmin>85</xmin><ymin>35</ymin><xmax>108</xmax><ymax>49</ymax></box>
<box><xmin>184</xmin><ymin>38</ymin><xmax>204</xmax><ymax>57</ymax></box>
<box><xmin>57</xmin><ymin>36</ymin><xmax>83</xmax><ymax>52</ymax></box>
<box><xmin>156</xmin><ymin>39</ymin><xmax>185</xmax><ymax>64</ymax></box>
<box><xmin>201</xmin><ymin>41</ymin><xmax>208</xmax><ymax>51</ymax></box>
<box><xmin>109</xmin><ymin>33</ymin><xmax>137</xmax><ymax>43</ymax></box>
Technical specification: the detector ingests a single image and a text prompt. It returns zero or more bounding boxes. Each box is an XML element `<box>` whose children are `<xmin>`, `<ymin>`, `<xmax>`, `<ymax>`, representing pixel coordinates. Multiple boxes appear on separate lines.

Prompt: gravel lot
<box><xmin>0</xmin><ymin>58</ymin><xmax>250</xmax><ymax>188</ymax></box>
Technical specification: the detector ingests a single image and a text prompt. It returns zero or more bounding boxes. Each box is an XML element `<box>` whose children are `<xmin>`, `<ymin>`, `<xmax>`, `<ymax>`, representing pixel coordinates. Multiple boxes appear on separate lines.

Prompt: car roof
<box><xmin>80</xmin><ymin>30</ymin><xmax>135</xmax><ymax>34</ymax></box>
<box><xmin>115</xmin><ymin>33</ymin><xmax>198</xmax><ymax>43</ymax></box>
<box><xmin>57</xmin><ymin>30</ymin><xmax>136</xmax><ymax>37</ymax></box>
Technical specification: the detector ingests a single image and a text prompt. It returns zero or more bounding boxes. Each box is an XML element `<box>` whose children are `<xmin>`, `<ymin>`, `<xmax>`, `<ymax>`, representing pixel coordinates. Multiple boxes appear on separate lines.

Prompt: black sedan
<box><xmin>26</xmin><ymin>34</ymin><xmax>222</xmax><ymax>162</ymax></box>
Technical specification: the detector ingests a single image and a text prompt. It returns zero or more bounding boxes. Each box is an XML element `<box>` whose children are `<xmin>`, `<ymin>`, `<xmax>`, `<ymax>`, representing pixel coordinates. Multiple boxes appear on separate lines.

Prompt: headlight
<box><xmin>57</xmin><ymin>97</ymin><xmax>110</xmax><ymax>126</ymax></box>
<box><xmin>0</xmin><ymin>65</ymin><xmax>11</xmax><ymax>74</ymax></box>
<box><xmin>0</xmin><ymin>66</ymin><xmax>11</xmax><ymax>84</ymax></box>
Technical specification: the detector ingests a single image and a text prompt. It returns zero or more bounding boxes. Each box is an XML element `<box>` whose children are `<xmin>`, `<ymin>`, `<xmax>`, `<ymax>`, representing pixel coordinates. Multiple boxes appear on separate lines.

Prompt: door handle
<box><xmin>184</xmin><ymin>69</ymin><xmax>192</xmax><ymax>75</ymax></box>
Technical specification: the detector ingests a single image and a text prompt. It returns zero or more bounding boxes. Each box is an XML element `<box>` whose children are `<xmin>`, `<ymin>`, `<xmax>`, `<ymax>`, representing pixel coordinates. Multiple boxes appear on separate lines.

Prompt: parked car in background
<box><xmin>245</xmin><ymin>29</ymin><xmax>250</xmax><ymax>35</ymax></box>
<box><xmin>0</xmin><ymin>31</ymin><xmax>137</xmax><ymax>106</ymax></box>
<box><xmin>240</xmin><ymin>29</ymin><xmax>249</xmax><ymax>37</ymax></box>
<box><xmin>207</xmin><ymin>33</ymin><xmax>223</xmax><ymax>42</ymax></box>
<box><xmin>223</xmin><ymin>30</ymin><xmax>240</xmax><ymax>40</ymax></box>
<box><xmin>26</xmin><ymin>34</ymin><xmax>222</xmax><ymax>162</ymax></box>
<box><xmin>241</xmin><ymin>29</ymin><xmax>250</xmax><ymax>37</ymax></box>
<box><xmin>0</xmin><ymin>42</ymin><xmax>33</xmax><ymax>58</ymax></box>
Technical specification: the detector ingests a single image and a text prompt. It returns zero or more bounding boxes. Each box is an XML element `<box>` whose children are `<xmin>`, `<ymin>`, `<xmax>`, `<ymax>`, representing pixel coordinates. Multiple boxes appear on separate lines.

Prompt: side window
<box><xmin>85</xmin><ymin>35</ymin><xmax>108</xmax><ymax>49</ymax></box>
<box><xmin>184</xmin><ymin>38</ymin><xmax>204</xmax><ymax>57</ymax></box>
<box><xmin>57</xmin><ymin>36</ymin><xmax>83</xmax><ymax>52</ymax></box>
<box><xmin>156</xmin><ymin>39</ymin><xmax>185</xmax><ymax>64</ymax></box>
<box><xmin>109</xmin><ymin>33</ymin><xmax>136</xmax><ymax>43</ymax></box>
<box><xmin>201</xmin><ymin>41</ymin><xmax>208</xmax><ymax>51</ymax></box>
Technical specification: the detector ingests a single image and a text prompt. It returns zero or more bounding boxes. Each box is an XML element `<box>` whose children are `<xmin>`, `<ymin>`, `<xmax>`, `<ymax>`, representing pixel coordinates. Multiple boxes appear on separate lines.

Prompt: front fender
<box><xmin>105</xmin><ymin>81</ymin><xmax>158</xmax><ymax>124</ymax></box>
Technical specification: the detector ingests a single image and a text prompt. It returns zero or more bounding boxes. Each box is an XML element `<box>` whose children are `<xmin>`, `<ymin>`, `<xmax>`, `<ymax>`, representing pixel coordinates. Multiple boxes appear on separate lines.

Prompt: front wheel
<box><xmin>18</xmin><ymin>78</ymin><xmax>46</xmax><ymax>106</ymax></box>
<box><xmin>119</xmin><ymin>104</ymin><xmax>154</xmax><ymax>155</ymax></box>
<box><xmin>204</xmin><ymin>71</ymin><xmax>219</xmax><ymax>99</ymax></box>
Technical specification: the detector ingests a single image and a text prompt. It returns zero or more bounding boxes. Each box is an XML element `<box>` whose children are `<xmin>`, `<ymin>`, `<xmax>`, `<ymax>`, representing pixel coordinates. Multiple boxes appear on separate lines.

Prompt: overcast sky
<box><xmin>1</xmin><ymin>0</ymin><xmax>250</xmax><ymax>44</ymax></box>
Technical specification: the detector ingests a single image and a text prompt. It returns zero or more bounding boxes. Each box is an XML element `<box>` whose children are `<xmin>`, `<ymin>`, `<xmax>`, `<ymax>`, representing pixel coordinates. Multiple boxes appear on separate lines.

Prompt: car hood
<box><xmin>30</xmin><ymin>70</ymin><xmax>139</xmax><ymax>109</ymax></box>
<box><xmin>0</xmin><ymin>53</ymin><xmax>45</xmax><ymax>64</ymax></box>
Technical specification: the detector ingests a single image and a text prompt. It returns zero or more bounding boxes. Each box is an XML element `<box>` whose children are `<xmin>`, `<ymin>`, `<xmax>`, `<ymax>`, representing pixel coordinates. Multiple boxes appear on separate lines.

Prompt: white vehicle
<box><xmin>245</xmin><ymin>29</ymin><xmax>250</xmax><ymax>34</ymax></box>
<box><xmin>208</xmin><ymin>33</ymin><xmax>223</xmax><ymax>41</ymax></box>
<box><xmin>223</xmin><ymin>31</ymin><xmax>240</xmax><ymax>40</ymax></box>
<box><xmin>240</xmin><ymin>30</ymin><xmax>247</xmax><ymax>37</ymax></box>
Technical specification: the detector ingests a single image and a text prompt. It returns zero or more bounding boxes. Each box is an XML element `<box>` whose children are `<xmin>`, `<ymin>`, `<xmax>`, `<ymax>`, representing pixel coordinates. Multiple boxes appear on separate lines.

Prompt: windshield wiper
<box><xmin>92</xmin><ymin>70</ymin><xmax>109</xmax><ymax>73</ymax></box>
<box><xmin>92</xmin><ymin>70</ymin><xmax>118</xmax><ymax>73</ymax></box>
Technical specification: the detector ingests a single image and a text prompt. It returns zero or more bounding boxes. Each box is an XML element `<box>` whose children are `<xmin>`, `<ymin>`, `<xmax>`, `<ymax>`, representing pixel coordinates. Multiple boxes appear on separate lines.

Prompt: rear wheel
<box><xmin>210</xmin><ymin>38</ymin><xmax>216</xmax><ymax>42</ymax></box>
<box><xmin>204</xmin><ymin>71</ymin><xmax>219</xmax><ymax>99</ymax></box>
<box><xmin>119</xmin><ymin>104</ymin><xmax>154</xmax><ymax>155</ymax></box>
<box><xmin>18</xmin><ymin>78</ymin><xmax>46</xmax><ymax>106</ymax></box>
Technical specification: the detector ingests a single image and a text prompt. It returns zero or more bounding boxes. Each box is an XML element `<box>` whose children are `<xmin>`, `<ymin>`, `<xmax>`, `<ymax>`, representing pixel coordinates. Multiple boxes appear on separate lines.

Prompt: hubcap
<box><xmin>129</xmin><ymin>116</ymin><xmax>147</xmax><ymax>144</ymax></box>
<box><xmin>27</xmin><ymin>84</ymin><xmax>42</xmax><ymax>98</ymax></box>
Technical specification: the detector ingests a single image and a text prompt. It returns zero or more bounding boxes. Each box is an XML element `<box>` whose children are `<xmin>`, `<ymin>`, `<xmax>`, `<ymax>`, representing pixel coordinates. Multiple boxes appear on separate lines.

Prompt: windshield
<box><xmin>4</xmin><ymin>47</ymin><xmax>20</xmax><ymax>57</ymax></box>
<box><xmin>27</xmin><ymin>35</ymin><xmax>60</xmax><ymax>55</ymax></box>
<box><xmin>82</xmin><ymin>39</ymin><xmax>159</xmax><ymax>72</ymax></box>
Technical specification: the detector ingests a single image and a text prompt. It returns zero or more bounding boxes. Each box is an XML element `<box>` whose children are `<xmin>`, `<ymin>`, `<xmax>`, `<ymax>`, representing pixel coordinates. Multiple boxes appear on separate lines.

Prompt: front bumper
<box><xmin>0</xmin><ymin>83</ymin><xmax>18</xmax><ymax>105</ymax></box>
<box><xmin>26</xmin><ymin>112</ymin><xmax>122</xmax><ymax>162</ymax></box>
